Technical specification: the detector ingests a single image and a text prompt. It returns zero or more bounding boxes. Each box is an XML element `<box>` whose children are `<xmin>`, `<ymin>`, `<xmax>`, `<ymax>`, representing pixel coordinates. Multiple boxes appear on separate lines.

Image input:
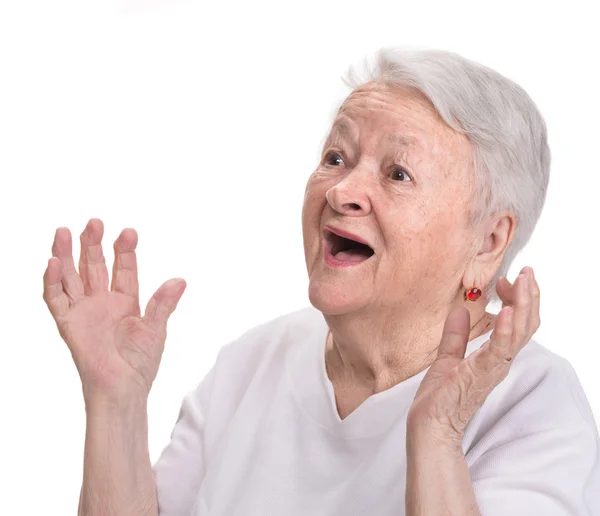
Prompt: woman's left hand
<box><xmin>406</xmin><ymin>267</ymin><xmax>540</xmax><ymax>446</ymax></box>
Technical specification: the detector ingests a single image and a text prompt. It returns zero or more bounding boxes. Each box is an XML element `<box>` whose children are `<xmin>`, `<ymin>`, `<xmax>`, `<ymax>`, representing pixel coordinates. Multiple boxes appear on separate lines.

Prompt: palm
<box><xmin>61</xmin><ymin>292</ymin><xmax>152</xmax><ymax>391</ymax></box>
<box><xmin>410</xmin><ymin>346</ymin><xmax>466</xmax><ymax>424</ymax></box>
<box><xmin>43</xmin><ymin>218</ymin><xmax>186</xmax><ymax>397</ymax></box>
<box><xmin>407</xmin><ymin>271</ymin><xmax>539</xmax><ymax>437</ymax></box>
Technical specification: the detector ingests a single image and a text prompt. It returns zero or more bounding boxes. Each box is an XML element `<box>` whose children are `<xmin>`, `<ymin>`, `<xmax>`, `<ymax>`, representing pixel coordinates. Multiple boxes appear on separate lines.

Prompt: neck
<box><xmin>323</xmin><ymin>303</ymin><xmax>495</xmax><ymax>395</ymax></box>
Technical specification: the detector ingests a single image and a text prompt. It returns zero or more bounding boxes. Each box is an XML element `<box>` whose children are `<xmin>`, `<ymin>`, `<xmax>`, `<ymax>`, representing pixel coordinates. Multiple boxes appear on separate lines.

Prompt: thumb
<box><xmin>437</xmin><ymin>305</ymin><xmax>470</xmax><ymax>360</ymax></box>
<box><xmin>143</xmin><ymin>278</ymin><xmax>187</xmax><ymax>333</ymax></box>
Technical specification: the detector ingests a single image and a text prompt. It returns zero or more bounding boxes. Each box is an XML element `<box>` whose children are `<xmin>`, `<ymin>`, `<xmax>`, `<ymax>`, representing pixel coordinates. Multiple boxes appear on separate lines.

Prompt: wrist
<box><xmin>83</xmin><ymin>385</ymin><xmax>149</xmax><ymax>416</ymax></box>
<box><xmin>407</xmin><ymin>421</ymin><xmax>464</xmax><ymax>455</ymax></box>
<box><xmin>83</xmin><ymin>395</ymin><xmax>150</xmax><ymax>450</ymax></box>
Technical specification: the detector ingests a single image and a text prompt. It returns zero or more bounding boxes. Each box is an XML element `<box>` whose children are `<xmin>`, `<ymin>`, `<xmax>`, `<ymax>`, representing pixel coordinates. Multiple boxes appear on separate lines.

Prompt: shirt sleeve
<box><xmin>469</xmin><ymin>423</ymin><xmax>600</xmax><ymax>515</ymax></box>
<box><xmin>152</xmin><ymin>365</ymin><xmax>216</xmax><ymax>516</ymax></box>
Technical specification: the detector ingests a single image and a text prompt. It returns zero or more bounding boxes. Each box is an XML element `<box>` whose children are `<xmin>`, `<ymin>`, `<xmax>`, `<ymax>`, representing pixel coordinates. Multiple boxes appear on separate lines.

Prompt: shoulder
<box><xmin>465</xmin><ymin>337</ymin><xmax>600</xmax><ymax>509</ymax></box>
<box><xmin>525</xmin><ymin>339</ymin><xmax>597</xmax><ymax>427</ymax></box>
<box><xmin>511</xmin><ymin>338</ymin><xmax>597</xmax><ymax>430</ymax></box>
<box><xmin>208</xmin><ymin>304</ymin><xmax>324</xmax><ymax>381</ymax></box>
<box><xmin>189</xmin><ymin>305</ymin><xmax>325</xmax><ymax>430</ymax></box>
<box><xmin>216</xmin><ymin>304</ymin><xmax>324</xmax><ymax>358</ymax></box>
<box><xmin>466</xmin><ymin>335</ymin><xmax>599</xmax><ymax>447</ymax></box>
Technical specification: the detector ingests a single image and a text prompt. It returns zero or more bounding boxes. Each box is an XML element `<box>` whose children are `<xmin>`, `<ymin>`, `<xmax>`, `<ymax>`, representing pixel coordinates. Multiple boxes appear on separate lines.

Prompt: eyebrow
<box><xmin>326</xmin><ymin>121</ymin><xmax>418</xmax><ymax>150</ymax></box>
<box><xmin>387</xmin><ymin>134</ymin><xmax>418</xmax><ymax>149</ymax></box>
<box><xmin>326</xmin><ymin>121</ymin><xmax>356</xmax><ymax>145</ymax></box>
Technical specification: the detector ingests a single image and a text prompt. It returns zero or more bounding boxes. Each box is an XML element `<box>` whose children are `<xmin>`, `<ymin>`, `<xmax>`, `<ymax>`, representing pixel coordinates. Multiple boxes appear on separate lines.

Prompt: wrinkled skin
<box><xmin>407</xmin><ymin>265</ymin><xmax>540</xmax><ymax>443</ymax></box>
<box><xmin>43</xmin><ymin>218</ymin><xmax>186</xmax><ymax>399</ymax></box>
<box><xmin>301</xmin><ymin>80</ymin><xmax>518</xmax><ymax>410</ymax></box>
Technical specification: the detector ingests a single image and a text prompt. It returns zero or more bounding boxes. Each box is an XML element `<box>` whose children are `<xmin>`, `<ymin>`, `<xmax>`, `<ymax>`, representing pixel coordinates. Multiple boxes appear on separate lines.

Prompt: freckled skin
<box><xmin>300</xmin><ymin>80</ymin><xmax>513</xmax><ymax>408</ymax></box>
<box><xmin>303</xmin><ymin>81</ymin><xmax>476</xmax><ymax>319</ymax></box>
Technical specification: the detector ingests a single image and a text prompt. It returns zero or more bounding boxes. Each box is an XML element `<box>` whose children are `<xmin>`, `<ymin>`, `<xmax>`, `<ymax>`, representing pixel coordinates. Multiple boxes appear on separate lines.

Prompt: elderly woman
<box><xmin>44</xmin><ymin>48</ymin><xmax>600</xmax><ymax>516</ymax></box>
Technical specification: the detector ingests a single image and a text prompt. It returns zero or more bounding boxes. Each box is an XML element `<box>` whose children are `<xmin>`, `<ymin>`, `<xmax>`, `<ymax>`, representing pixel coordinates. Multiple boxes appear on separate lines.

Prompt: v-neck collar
<box><xmin>287</xmin><ymin>307</ymin><xmax>493</xmax><ymax>439</ymax></box>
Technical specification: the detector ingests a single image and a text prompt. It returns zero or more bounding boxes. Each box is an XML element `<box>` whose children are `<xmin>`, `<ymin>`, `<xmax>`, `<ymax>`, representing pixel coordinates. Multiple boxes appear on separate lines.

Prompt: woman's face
<box><xmin>302</xmin><ymin>80</ymin><xmax>478</xmax><ymax>317</ymax></box>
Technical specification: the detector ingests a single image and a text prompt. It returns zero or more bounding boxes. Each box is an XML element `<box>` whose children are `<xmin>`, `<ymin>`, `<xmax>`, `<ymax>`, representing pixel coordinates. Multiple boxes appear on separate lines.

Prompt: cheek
<box><xmin>385</xmin><ymin>204</ymin><xmax>469</xmax><ymax>277</ymax></box>
<box><xmin>302</xmin><ymin>172</ymin><xmax>332</xmax><ymax>220</ymax></box>
<box><xmin>302</xmin><ymin>174</ymin><xmax>330</xmax><ymax>245</ymax></box>
<box><xmin>423</xmin><ymin>218</ymin><xmax>472</xmax><ymax>284</ymax></box>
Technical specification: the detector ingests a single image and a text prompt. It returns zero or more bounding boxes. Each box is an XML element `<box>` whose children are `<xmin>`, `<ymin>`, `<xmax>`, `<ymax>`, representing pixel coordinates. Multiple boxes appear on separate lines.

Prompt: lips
<box><xmin>323</xmin><ymin>225</ymin><xmax>375</xmax><ymax>265</ymax></box>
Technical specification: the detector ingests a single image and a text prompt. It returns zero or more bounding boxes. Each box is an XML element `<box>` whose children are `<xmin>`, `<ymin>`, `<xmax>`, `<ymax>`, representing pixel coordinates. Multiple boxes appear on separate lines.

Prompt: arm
<box><xmin>78</xmin><ymin>393</ymin><xmax>157</xmax><ymax>516</ymax></box>
<box><xmin>406</xmin><ymin>422</ymin><xmax>600</xmax><ymax>516</ymax></box>
<box><xmin>405</xmin><ymin>430</ymin><xmax>481</xmax><ymax>516</ymax></box>
<box><xmin>404</xmin><ymin>272</ymin><xmax>538</xmax><ymax>515</ymax></box>
<box><xmin>41</xmin><ymin>220</ymin><xmax>187</xmax><ymax>516</ymax></box>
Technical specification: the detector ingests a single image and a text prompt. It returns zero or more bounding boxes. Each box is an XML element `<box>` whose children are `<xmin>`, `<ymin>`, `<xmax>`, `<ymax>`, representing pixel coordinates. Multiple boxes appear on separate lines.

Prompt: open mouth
<box><xmin>325</xmin><ymin>230</ymin><xmax>375</xmax><ymax>263</ymax></box>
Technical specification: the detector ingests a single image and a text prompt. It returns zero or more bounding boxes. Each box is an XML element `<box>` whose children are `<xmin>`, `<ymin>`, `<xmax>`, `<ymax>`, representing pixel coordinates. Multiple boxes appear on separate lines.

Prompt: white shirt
<box><xmin>152</xmin><ymin>306</ymin><xmax>600</xmax><ymax>515</ymax></box>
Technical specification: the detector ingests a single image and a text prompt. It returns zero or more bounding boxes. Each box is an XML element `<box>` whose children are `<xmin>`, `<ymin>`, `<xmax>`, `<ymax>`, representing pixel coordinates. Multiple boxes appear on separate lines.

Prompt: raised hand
<box><xmin>43</xmin><ymin>218</ymin><xmax>186</xmax><ymax>400</ymax></box>
<box><xmin>406</xmin><ymin>267</ymin><xmax>540</xmax><ymax>445</ymax></box>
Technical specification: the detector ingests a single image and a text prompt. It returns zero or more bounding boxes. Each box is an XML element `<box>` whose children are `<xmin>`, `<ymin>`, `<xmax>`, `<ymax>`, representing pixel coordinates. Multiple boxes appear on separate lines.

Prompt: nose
<box><xmin>325</xmin><ymin>166</ymin><xmax>373</xmax><ymax>216</ymax></box>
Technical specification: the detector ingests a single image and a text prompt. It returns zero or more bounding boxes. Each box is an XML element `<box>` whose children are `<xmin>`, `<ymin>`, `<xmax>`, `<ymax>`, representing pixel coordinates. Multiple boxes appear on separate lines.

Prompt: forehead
<box><xmin>341</xmin><ymin>81</ymin><xmax>438</xmax><ymax>116</ymax></box>
<box><xmin>327</xmin><ymin>115</ymin><xmax>420</xmax><ymax>151</ymax></box>
<box><xmin>330</xmin><ymin>81</ymin><xmax>469</xmax><ymax>156</ymax></box>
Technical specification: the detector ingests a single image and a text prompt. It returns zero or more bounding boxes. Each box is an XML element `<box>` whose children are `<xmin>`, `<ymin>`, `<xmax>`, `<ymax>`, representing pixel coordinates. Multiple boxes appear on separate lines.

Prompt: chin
<box><xmin>308</xmin><ymin>278</ymin><xmax>367</xmax><ymax>316</ymax></box>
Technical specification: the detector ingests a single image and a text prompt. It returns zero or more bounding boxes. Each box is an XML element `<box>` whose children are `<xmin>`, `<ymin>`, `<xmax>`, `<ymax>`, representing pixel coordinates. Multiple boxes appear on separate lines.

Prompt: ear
<box><xmin>463</xmin><ymin>212</ymin><xmax>517</xmax><ymax>291</ymax></box>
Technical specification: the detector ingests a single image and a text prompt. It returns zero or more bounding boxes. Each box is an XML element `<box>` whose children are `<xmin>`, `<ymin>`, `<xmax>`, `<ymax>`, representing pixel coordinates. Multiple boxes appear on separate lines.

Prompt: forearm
<box><xmin>405</xmin><ymin>430</ymin><xmax>481</xmax><ymax>516</ymax></box>
<box><xmin>79</xmin><ymin>393</ymin><xmax>158</xmax><ymax>516</ymax></box>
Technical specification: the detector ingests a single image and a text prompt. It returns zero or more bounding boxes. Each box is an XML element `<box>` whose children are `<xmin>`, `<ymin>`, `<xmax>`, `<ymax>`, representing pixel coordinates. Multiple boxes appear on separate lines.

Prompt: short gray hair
<box><xmin>341</xmin><ymin>47</ymin><xmax>551</xmax><ymax>304</ymax></box>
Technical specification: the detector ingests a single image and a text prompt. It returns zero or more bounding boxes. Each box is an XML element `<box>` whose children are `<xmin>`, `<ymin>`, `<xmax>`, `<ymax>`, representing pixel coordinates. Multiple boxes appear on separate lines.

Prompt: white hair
<box><xmin>341</xmin><ymin>47</ymin><xmax>551</xmax><ymax>304</ymax></box>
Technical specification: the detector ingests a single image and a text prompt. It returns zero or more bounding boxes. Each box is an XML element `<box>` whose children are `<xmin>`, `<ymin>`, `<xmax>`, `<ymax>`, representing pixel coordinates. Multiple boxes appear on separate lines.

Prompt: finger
<box><xmin>143</xmin><ymin>278</ymin><xmax>187</xmax><ymax>333</ymax></box>
<box><xmin>496</xmin><ymin>276</ymin><xmax>515</xmax><ymax>307</ymax></box>
<box><xmin>474</xmin><ymin>306</ymin><xmax>514</xmax><ymax>370</ymax></box>
<box><xmin>472</xmin><ymin>306</ymin><xmax>514</xmax><ymax>372</ymax></box>
<box><xmin>527</xmin><ymin>268</ymin><xmax>541</xmax><ymax>333</ymax></box>
<box><xmin>111</xmin><ymin>228</ymin><xmax>140</xmax><ymax>303</ymax></box>
<box><xmin>79</xmin><ymin>218</ymin><xmax>109</xmax><ymax>296</ymax></box>
<box><xmin>511</xmin><ymin>271</ymin><xmax>532</xmax><ymax>351</ymax></box>
<box><xmin>43</xmin><ymin>257</ymin><xmax>70</xmax><ymax>320</ymax></box>
<box><xmin>436</xmin><ymin>305</ymin><xmax>470</xmax><ymax>360</ymax></box>
<box><xmin>51</xmin><ymin>227</ymin><xmax>85</xmax><ymax>303</ymax></box>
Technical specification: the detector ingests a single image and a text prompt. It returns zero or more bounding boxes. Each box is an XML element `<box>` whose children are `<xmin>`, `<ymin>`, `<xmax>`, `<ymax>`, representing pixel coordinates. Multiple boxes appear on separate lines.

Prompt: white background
<box><xmin>1</xmin><ymin>0</ymin><xmax>598</xmax><ymax>513</ymax></box>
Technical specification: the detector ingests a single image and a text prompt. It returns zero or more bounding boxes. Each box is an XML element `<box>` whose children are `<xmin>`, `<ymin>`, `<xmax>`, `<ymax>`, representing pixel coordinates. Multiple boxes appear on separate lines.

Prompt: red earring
<box><xmin>464</xmin><ymin>286</ymin><xmax>482</xmax><ymax>302</ymax></box>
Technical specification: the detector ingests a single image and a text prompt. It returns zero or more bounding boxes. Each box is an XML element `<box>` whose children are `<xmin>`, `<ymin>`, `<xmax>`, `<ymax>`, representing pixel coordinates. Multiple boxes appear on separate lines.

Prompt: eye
<box><xmin>389</xmin><ymin>167</ymin><xmax>412</xmax><ymax>182</ymax></box>
<box><xmin>325</xmin><ymin>151</ymin><xmax>344</xmax><ymax>167</ymax></box>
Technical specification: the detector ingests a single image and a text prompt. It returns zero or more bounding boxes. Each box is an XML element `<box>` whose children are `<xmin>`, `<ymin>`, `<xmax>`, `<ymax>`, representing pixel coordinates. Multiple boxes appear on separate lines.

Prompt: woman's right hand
<box><xmin>43</xmin><ymin>218</ymin><xmax>187</xmax><ymax>401</ymax></box>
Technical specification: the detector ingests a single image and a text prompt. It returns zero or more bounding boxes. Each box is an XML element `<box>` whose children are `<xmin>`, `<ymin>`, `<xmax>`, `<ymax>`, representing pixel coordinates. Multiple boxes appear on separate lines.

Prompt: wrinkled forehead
<box><xmin>325</xmin><ymin>114</ymin><xmax>422</xmax><ymax>155</ymax></box>
<box><xmin>338</xmin><ymin>80</ymin><xmax>439</xmax><ymax>120</ymax></box>
<box><xmin>331</xmin><ymin>80</ymin><xmax>472</xmax><ymax>163</ymax></box>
